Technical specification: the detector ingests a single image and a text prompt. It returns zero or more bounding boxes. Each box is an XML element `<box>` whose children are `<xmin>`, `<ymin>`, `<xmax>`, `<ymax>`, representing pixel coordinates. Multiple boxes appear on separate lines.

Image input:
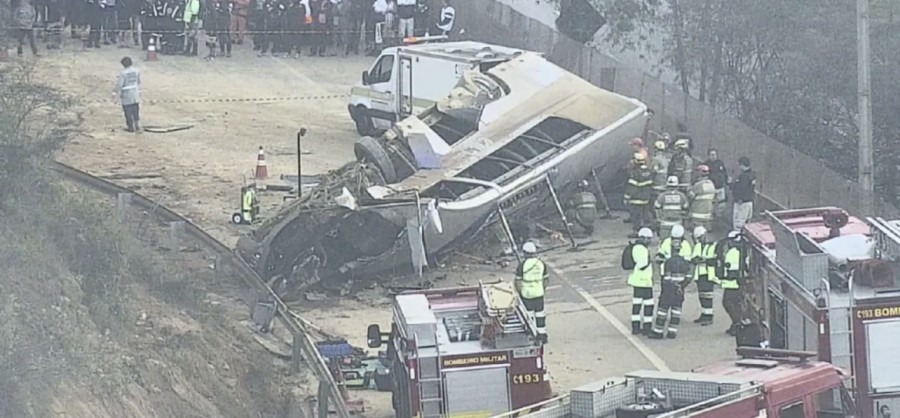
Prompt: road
<box><xmin>537</xmin><ymin>215</ymin><xmax>737</xmax><ymax>392</ymax></box>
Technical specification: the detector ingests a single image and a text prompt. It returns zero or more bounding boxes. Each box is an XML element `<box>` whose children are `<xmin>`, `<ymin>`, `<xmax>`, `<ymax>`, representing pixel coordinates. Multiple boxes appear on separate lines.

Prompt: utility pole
<box><xmin>857</xmin><ymin>0</ymin><xmax>875</xmax><ymax>215</ymax></box>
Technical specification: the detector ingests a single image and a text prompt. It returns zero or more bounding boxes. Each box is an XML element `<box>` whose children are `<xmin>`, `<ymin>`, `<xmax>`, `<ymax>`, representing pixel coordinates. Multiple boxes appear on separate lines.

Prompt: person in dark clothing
<box><xmin>729</xmin><ymin>156</ymin><xmax>756</xmax><ymax>230</ymax></box>
<box><xmin>285</xmin><ymin>0</ymin><xmax>307</xmax><ymax>57</ymax></box>
<box><xmin>704</xmin><ymin>148</ymin><xmax>728</xmax><ymax>220</ymax></box>
<box><xmin>214</xmin><ymin>0</ymin><xmax>233</xmax><ymax>56</ymax></box>
<box><xmin>250</xmin><ymin>0</ymin><xmax>265</xmax><ymax>50</ymax></box>
<box><xmin>101</xmin><ymin>0</ymin><xmax>119</xmax><ymax>44</ymax></box>
<box><xmin>117</xmin><ymin>0</ymin><xmax>142</xmax><ymax>46</ymax></box>
<box><xmin>140</xmin><ymin>0</ymin><xmax>163</xmax><ymax>49</ymax></box>
<box><xmin>342</xmin><ymin>0</ymin><xmax>363</xmax><ymax>54</ymax></box>
<box><xmin>257</xmin><ymin>0</ymin><xmax>277</xmax><ymax>55</ymax></box>
<box><xmin>13</xmin><ymin>0</ymin><xmax>40</xmax><ymax>56</ymax></box>
<box><xmin>45</xmin><ymin>0</ymin><xmax>64</xmax><ymax>49</ymax></box>
<box><xmin>86</xmin><ymin>0</ymin><xmax>104</xmax><ymax>47</ymax></box>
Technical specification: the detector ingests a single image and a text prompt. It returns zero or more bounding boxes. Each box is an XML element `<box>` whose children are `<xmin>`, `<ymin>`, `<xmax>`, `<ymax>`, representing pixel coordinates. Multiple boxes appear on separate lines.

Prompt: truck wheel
<box><xmin>353</xmin><ymin>106</ymin><xmax>376</xmax><ymax>137</ymax></box>
<box><xmin>232</xmin><ymin>212</ymin><xmax>244</xmax><ymax>224</ymax></box>
<box><xmin>355</xmin><ymin>136</ymin><xmax>399</xmax><ymax>184</ymax></box>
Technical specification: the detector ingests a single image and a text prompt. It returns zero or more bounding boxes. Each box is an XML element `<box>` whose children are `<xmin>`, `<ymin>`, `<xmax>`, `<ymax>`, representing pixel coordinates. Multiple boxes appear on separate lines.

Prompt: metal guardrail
<box><xmin>51</xmin><ymin>161</ymin><xmax>350</xmax><ymax>418</ymax></box>
<box><xmin>490</xmin><ymin>395</ymin><xmax>571</xmax><ymax>418</ymax></box>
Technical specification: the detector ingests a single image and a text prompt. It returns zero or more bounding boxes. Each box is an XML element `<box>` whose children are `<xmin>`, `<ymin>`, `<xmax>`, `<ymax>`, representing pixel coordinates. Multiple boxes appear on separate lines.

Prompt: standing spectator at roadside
<box><xmin>313</xmin><ymin>0</ymin><xmax>333</xmax><ymax>56</ymax></box>
<box><xmin>182</xmin><ymin>0</ymin><xmax>201</xmax><ymax>56</ymax></box>
<box><xmin>284</xmin><ymin>0</ymin><xmax>307</xmax><ymax>57</ymax></box>
<box><xmin>729</xmin><ymin>156</ymin><xmax>756</xmax><ymax>230</ymax></box>
<box><xmin>342</xmin><ymin>0</ymin><xmax>363</xmax><ymax>54</ymax></box>
<box><xmin>117</xmin><ymin>0</ymin><xmax>142</xmax><ymax>46</ymax></box>
<box><xmin>396</xmin><ymin>0</ymin><xmax>413</xmax><ymax>38</ymax></box>
<box><xmin>13</xmin><ymin>0</ymin><xmax>40</xmax><ymax>56</ymax></box>
<box><xmin>436</xmin><ymin>0</ymin><xmax>453</xmax><ymax>36</ymax></box>
<box><xmin>214</xmin><ymin>0</ymin><xmax>233</xmax><ymax>57</ymax></box>
<box><xmin>44</xmin><ymin>0</ymin><xmax>63</xmax><ymax>49</ymax></box>
<box><xmin>256</xmin><ymin>0</ymin><xmax>276</xmax><ymax>55</ymax></box>
<box><xmin>112</xmin><ymin>56</ymin><xmax>141</xmax><ymax>133</ymax></box>
<box><xmin>330</xmin><ymin>0</ymin><xmax>344</xmax><ymax>54</ymax></box>
<box><xmin>231</xmin><ymin>0</ymin><xmax>250</xmax><ymax>43</ymax></box>
<box><xmin>102</xmin><ymin>0</ymin><xmax>119</xmax><ymax>44</ymax></box>
<box><xmin>85</xmin><ymin>0</ymin><xmax>104</xmax><ymax>48</ymax></box>
<box><xmin>703</xmin><ymin>149</ymin><xmax>727</xmax><ymax>220</ymax></box>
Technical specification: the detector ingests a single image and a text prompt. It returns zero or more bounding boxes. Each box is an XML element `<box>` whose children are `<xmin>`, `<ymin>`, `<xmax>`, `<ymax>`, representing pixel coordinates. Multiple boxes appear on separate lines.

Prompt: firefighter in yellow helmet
<box><xmin>624</xmin><ymin>152</ymin><xmax>654</xmax><ymax>238</ymax></box>
<box><xmin>667</xmin><ymin>139</ymin><xmax>694</xmax><ymax>188</ymax></box>
<box><xmin>650</xmin><ymin>140</ymin><xmax>671</xmax><ymax>197</ymax></box>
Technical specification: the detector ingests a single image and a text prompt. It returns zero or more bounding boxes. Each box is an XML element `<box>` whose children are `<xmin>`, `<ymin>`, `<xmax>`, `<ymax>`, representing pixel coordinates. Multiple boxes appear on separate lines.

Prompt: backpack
<box><xmin>621</xmin><ymin>242</ymin><xmax>636</xmax><ymax>270</ymax></box>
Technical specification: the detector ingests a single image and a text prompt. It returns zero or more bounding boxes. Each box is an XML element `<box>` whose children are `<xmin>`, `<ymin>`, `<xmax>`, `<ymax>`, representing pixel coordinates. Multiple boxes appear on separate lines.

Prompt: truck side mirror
<box><xmin>367</xmin><ymin>324</ymin><xmax>382</xmax><ymax>348</ymax></box>
<box><xmin>362</xmin><ymin>70</ymin><xmax>370</xmax><ymax>85</ymax></box>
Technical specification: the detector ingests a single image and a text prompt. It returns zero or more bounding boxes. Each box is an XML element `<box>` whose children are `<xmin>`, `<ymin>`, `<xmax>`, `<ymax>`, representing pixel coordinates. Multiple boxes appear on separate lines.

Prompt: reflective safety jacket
<box><xmin>625</xmin><ymin>165</ymin><xmax>653</xmax><ymax>206</ymax></box>
<box><xmin>569</xmin><ymin>191</ymin><xmax>598</xmax><ymax>226</ymax></box>
<box><xmin>688</xmin><ymin>178</ymin><xmax>716</xmax><ymax>221</ymax></box>
<box><xmin>668</xmin><ymin>153</ymin><xmax>694</xmax><ymax>186</ymax></box>
<box><xmin>658</xmin><ymin>237</ymin><xmax>692</xmax><ymax>276</ymax></box>
<box><xmin>627</xmin><ymin>243</ymin><xmax>653</xmax><ymax>288</ymax></box>
<box><xmin>655</xmin><ymin>190</ymin><xmax>688</xmax><ymax>226</ymax></box>
<box><xmin>663</xmin><ymin>254</ymin><xmax>692</xmax><ymax>286</ymax></box>
<box><xmin>692</xmin><ymin>240</ymin><xmax>719</xmax><ymax>283</ymax></box>
<box><xmin>651</xmin><ymin>153</ymin><xmax>671</xmax><ymax>192</ymax></box>
<box><xmin>516</xmin><ymin>257</ymin><xmax>548</xmax><ymax>299</ymax></box>
<box><xmin>721</xmin><ymin>246</ymin><xmax>745</xmax><ymax>289</ymax></box>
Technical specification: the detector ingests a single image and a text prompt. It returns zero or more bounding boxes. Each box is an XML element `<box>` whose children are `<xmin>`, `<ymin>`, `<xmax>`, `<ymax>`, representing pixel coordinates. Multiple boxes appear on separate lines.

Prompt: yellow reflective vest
<box><xmin>721</xmin><ymin>246</ymin><xmax>743</xmax><ymax>289</ymax></box>
<box><xmin>658</xmin><ymin>237</ymin><xmax>692</xmax><ymax>275</ymax></box>
<box><xmin>627</xmin><ymin>244</ymin><xmax>653</xmax><ymax>288</ymax></box>
<box><xmin>518</xmin><ymin>258</ymin><xmax>546</xmax><ymax>299</ymax></box>
<box><xmin>692</xmin><ymin>240</ymin><xmax>719</xmax><ymax>283</ymax></box>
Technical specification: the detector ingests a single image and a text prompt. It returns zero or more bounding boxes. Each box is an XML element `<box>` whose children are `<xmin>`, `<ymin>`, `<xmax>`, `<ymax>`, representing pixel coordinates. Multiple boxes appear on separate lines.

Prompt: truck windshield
<box><xmin>814</xmin><ymin>386</ymin><xmax>854</xmax><ymax>418</ymax></box>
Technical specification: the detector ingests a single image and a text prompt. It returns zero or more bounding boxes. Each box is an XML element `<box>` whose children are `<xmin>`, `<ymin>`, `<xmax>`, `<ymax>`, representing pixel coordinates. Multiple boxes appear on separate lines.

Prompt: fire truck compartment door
<box><xmin>445</xmin><ymin>367</ymin><xmax>510</xmax><ymax>417</ymax></box>
<box><xmin>867</xmin><ymin>319</ymin><xmax>900</xmax><ymax>393</ymax></box>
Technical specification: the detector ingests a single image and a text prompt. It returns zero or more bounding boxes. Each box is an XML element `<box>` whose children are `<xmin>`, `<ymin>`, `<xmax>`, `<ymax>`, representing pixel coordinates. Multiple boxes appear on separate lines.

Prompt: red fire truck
<box><xmin>510</xmin><ymin>348</ymin><xmax>854</xmax><ymax>418</ymax></box>
<box><xmin>366</xmin><ymin>282</ymin><xmax>553</xmax><ymax>418</ymax></box>
<box><xmin>742</xmin><ymin>207</ymin><xmax>900</xmax><ymax>418</ymax></box>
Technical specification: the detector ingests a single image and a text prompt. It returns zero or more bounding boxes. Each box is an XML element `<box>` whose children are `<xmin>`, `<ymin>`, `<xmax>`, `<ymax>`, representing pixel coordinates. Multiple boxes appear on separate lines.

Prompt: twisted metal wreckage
<box><xmin>237</xmin><ymin>52</ymin><xmax>650</xmax><ymax>293</ymax></box>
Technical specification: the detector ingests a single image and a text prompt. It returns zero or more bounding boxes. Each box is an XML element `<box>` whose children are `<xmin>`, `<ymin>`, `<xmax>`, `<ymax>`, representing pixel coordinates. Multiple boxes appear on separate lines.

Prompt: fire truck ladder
<box><xmin>821</xmin><ymin>278</ymin><xmax>856</xmax><ymax>394</ymax></box>
<box><xmin>414</xmin><ymin>334</ymin><xmax>445</xmax><ymax>418</ymax></box>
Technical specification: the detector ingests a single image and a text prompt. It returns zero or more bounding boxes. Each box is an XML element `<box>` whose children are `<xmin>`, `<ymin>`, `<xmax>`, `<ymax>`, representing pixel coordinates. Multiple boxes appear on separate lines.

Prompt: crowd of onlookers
<box><xmin>6</xmin><ymin>0</ymin><xmax>456</xmax><ymax>59</ymax></box>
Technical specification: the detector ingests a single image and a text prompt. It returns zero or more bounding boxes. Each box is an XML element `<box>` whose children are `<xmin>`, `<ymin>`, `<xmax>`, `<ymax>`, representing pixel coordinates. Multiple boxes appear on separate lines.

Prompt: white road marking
<box><xmin>545</xmin><ymin>260</ymin><xmax>671</xmax><ymax>372</ymax></box>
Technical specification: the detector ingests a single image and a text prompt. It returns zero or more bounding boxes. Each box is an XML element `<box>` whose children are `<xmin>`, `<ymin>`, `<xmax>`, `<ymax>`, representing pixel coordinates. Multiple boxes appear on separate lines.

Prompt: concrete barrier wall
<box><xmin>461</xmin><ymin>0</ymin><xmax>900</xmax><ymax>218</ymax></box>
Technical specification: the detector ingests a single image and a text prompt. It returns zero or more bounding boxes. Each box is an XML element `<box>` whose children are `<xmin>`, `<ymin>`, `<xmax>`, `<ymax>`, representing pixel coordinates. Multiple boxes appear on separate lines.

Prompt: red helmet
<box><xmin>630</xmin><ymin>137</ymin><xmax>644</xmax><ymax>147</ymax></box>
<box><xmin>696</xmin><ymin>164</ymin><xmax>710</xmax><ymax>175</ymax></box>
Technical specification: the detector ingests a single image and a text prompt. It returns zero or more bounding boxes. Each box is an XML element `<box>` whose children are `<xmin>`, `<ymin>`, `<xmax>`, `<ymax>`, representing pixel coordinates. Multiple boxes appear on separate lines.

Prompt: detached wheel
<box><xmin>232</xmin><ymin>212</ymin><xmax>244</xmax><ymax>224</ymax></box>
<box><xmin>353</xmin><ymin>105</ymin><xmax>376</xmax><ymax>136</ymax></box>
<box><xmin>355</xmin><ymin>136</ymin><xmax>398</xmax><ymax>183</ymax></box>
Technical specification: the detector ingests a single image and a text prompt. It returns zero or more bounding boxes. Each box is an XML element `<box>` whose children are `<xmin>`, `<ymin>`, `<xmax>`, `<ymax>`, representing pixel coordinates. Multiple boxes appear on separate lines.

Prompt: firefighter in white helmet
<box><xmin>625</xmin><ymin>152</ymin><xmax>654</xmax><ymax>237</ymax></box>
<box><xmin>650</xmin><ymin>140</ymin><xmax>671</xmax><ymax>197</ymax></box>
<box><xmin>667</xmin><ymin>139</ymin><xmax>694</xmax><ymax>188</ymax></box>
<box><xmin>649</xmin><ymin>232</ymin><xmax>693</xmax><ymax>339</ymax></box>
<box><xmin>691</xmin><ymin>226</ymin><xmax>719</xmax><ymax>325</ymax></box>
<box><xmin>654</xmin><ymin>175</ymin><xmax>688</xmax><ymax>240</ymax></box>
<box><xmin>515</xmin><ymin>242</ymin><xmax>549</xmax><ymax>344</ymax></box>
<box><xmin>657</xmin><ymin>224</ymin><xmax>692</xmax><ymax>277</ymax></box>
<box><xmin>624</xmin><ymin>227</ymin><xmax>655</xmax><ymax>335</ymax></box>
<box><xmin>688</xmin><ymin>165</ymin><xmax>717</xmax><ymax>231</ymax></box>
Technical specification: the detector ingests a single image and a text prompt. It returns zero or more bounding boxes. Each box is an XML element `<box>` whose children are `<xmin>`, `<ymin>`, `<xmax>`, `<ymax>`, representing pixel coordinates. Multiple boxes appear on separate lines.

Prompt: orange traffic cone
<box><xmin>255</xmin><ymin>146</ymin><xmax>268</xmax><ymax>180</ymax></box>
<box><xmin>146</xmin><ymin>37</ymin><xmax>158</xmax><ymax>61</ymax></box>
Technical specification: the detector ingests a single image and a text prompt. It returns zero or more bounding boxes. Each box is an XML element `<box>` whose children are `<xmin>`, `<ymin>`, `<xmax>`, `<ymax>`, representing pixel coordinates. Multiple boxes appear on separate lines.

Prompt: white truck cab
<box><xmin>348</xmin><ymin>40</ymin><xmax>524</xmax><ymax>136</ymax></box>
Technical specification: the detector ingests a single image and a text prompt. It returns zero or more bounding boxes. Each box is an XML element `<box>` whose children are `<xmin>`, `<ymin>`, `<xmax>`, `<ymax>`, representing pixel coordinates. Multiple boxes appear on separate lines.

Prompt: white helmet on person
<box><xmin>671</xmin><ymin>224</ymin><xmax>685</xmax><ymax>239</ymax></box>
<box><xmin>693</xmin><ymin>226</ymin><xmax>707</xmax><ymax>239</ymax></box>
<box><xmin>727</xmin><ymin>230</ymin><xmax>741</xmax><ymax>240</ymax></box>
<box><xmin>666</xmin><ymin>176</ymin><xmax>679</xmax><ymax>187</ymax></box>
<box><xmin>638</xmin><ymin>228</ymin><xmax>653</xmax><ymax>239</ymax></box>
<box><xmin>522</xmin><ymin>242</ymin><xmax>537</xmax><ymax>254</ymax></box>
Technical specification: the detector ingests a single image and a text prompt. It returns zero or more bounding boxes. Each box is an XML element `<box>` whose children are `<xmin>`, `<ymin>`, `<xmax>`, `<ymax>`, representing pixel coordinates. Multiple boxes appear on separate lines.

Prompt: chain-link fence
<box><xmin>459</xmin><ymin>0</ymin><xmax>900</xmax><ymax>218</ymax></box>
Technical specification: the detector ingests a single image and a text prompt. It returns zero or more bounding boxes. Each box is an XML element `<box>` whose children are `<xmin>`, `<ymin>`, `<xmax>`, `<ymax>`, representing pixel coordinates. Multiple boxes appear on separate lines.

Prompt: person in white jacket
<box><xmin>436</xmin><ymin>0</ymin><xmax>454</xmax><ymax>35</ymax></box>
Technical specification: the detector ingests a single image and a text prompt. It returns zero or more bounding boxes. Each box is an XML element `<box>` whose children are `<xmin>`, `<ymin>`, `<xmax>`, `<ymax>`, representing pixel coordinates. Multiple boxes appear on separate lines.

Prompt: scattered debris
<box><xmin>142</xmin><ymin>124</ymin><xmax>195</xmax><ymax>133</ymax></box>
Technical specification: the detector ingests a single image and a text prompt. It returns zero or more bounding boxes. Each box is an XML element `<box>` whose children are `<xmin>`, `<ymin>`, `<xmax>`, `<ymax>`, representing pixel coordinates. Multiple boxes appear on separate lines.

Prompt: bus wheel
<box><xmin>355</xmin><ymin>136</ymin><xmax>398</xmax><ymax>184</ymax></box>
<box><xmin>353</xmin><ymin>106</ymin><xmax>376</xmax><ymax>137</ymax></box>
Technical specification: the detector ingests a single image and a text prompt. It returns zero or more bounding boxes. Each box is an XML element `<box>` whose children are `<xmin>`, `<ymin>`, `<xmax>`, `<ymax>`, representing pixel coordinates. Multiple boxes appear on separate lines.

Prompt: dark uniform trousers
<box><xmin>522</xmin><ymin>296</ymin><xmax>547</xmax><ymax>342</ymax></box>
<box><xmin>651</xmin><ymin>280</ymin><xmax>684</xmax><ymax>338</ymax></box>
<box><xmin>722</xmin><ymin>285</ymin><xmax>743</xmax><ymax>327</ymax></box>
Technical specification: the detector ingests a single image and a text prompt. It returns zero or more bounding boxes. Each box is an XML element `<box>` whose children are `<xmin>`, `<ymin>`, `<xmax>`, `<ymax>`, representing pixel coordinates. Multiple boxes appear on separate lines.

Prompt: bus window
<box><xmin>814</xmin><ymin>387</ymin><xmax>853</xmax><ymax>418</ymax></box>
<box><xmin>780</xmin><ymin>401</ymin><xmax>805</xmax><ymax>418</ymax></box>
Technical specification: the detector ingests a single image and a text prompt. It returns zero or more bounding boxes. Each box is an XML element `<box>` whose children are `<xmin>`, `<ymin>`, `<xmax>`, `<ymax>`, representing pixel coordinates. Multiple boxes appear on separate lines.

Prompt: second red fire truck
<box><xmin>743</xmin><ymin>207</ymin><xmax>900</xmax><ymax>418</ymax></box>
